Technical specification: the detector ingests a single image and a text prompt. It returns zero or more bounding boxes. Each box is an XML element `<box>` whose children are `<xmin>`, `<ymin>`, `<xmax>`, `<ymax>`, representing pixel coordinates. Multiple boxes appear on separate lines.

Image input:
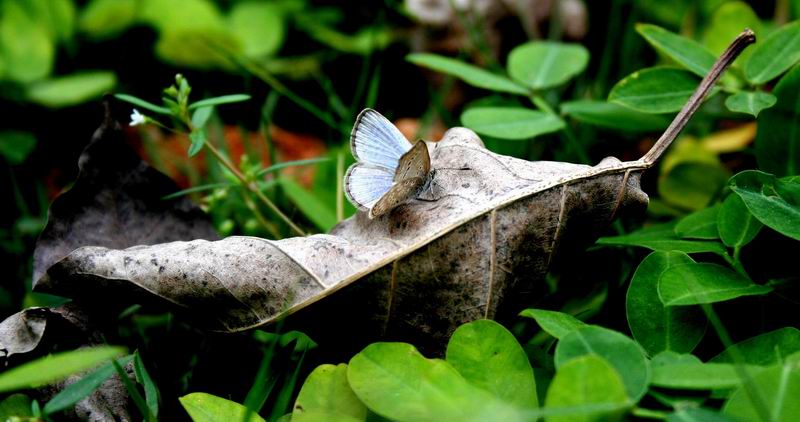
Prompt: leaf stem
<box><xmin>722</xmin><ymin>248</ymin><xmax>748</xmax><ymax>278</ymax></box>
<box><xmin>336</xmin><ymin>150</ymin><xmax>345</xmax><ymax>222</ymax></box>
<box><xmin>531</xmin><ymin>94</ymin><xmax>590</xmax><ymax>164</ymax></box>
<box><xmin>701</xmin><ymin>303</ymin><xmax>772</xmax><ymax>422</ymax></box>
<box><xmin>631</xmin><ymin>407</ymin><xmax>668</xmax><ymax>420</ymax></box>
<box><xmin>176</xmin><ymin>106</ymin><xmax>307</xmax><ymax>237</ymax></box>
<box><xmin>237</xmin><ymin>58</ymin><xmax>347</xmax><ymax>135</ymax></box>
<box><xmin>241</xmin><ymin>191</ymin><xmax>281</xmax><ymax>239</ymax></box>
<box><xmin>203</xmin><ymin>140</ymin><xmax>306</xmax><ymax>236</ymax></box>
<box><xmin>640</xmin><ymin>29</ymin><xmax>756</xmax><ymax>166</ymax></box>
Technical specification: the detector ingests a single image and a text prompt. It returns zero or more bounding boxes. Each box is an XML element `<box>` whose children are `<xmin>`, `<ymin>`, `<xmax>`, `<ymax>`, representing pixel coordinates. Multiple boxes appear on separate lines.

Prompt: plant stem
<box><xmin>702</xmin><ymin>303</ymin><xmax>772</xmax><ymax>422</ymax></box>
<box><xmin>203</xmin><ymin>141</ymin><xmax>306</xmax><ymax>236</ymax></box>
<box><xmin>721</xmin><ymin>249</ymin><xmax>748</xmax><ymax>278</ymax></box>
<box><xmin>631</xmin><ymin>407</ymin><xmax>668</xmax><ymax>420</ymax></box>
<box><xmin>531</xmin><ymin>94</ymin><xmax>590</xmax><ymax>164</ymax></box>
<box><xmin>241</xmin><ymin>191</ymin><xmax>281</xmax><ymax>239</ymax></box>
<box><xmin>640</xmin><ymin>29</ymin><xmax>756</xmax><ymax>166</ymax></box>
<box><xmin>238</xmin><ymin>58</ymin><xmax>347</xmax><ymax>135</ymax></box>
<box><xmin>336</xmin><ymin>151</ymin><xmax>345</xmax><ymax>222</ymax></box>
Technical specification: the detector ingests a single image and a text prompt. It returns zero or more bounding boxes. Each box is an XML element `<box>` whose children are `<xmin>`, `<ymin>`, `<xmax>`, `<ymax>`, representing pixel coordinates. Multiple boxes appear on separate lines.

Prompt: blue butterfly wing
<box><xmin>350</xmin><ymin>109</ymin><xmax>412</xmax><ymax>171</ymax></box>
<box><xmin>344</xmin><ymin>164</ymin><xmax>395</xmax><ymax>210</ymax></box>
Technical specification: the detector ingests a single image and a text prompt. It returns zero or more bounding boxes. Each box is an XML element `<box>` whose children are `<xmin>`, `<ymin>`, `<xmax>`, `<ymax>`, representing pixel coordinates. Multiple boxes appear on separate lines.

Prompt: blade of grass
<box><xmin>266</xmin><ymin>347</ymin><xmax>308</xmax><ymax>421</ymax></box>
<box><xmin>0</xmin><ymin>347</ymin><xmax>127</xmax><ymax>393</ymax></box>
<box><xmin>114</xmin><ymin>94</ymin><xmax>172</xmax><ymax>115</ymax></box>
<box><xmin>189</xmin><ymin>94</ymin><xmax>251</xmax><ymax>110</ymax></box>
<box><xmin>161</xmin><ymin>182</ymin><xmax>235</xmax><ymax>200</ymax></box>
<box><xmin>133</xmin><ymin>351</ymin><xmax>160</xmax><ymax>420</ymax></box>
<box><xmin>43</xmin><ymin>355</ymin><xmax>134</xmax><ymax>416</ymax></box>
<box><xmin>112</xmin><ymin>358</ymin><xmax>154</xmax><ymax>422</ymax></box>
<box><xmin>255</xmin><ymin>158</ymin><xmax>331</xmax><ymax>177</ymax></box>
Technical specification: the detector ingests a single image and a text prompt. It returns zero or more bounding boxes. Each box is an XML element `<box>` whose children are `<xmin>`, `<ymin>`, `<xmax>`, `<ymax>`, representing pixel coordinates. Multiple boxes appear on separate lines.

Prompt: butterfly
<box><xmin>345</xmin><ymin>109</ymin><xmax>431</xmax><ymax>219</ymax></box>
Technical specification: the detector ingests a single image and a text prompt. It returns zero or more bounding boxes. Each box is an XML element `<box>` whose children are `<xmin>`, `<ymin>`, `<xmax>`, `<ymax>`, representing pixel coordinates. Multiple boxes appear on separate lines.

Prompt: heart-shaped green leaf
<box><xmin>717</xmin><ymin>194</ymin><xmax>763</xmax><ymax>248</ymax></box>
<box><xmin>555</xmin><ymin>326</ymin><xmax>651</xmax><ymax>400</ymax></box>
<box><xmin>507</xmin><ymin>42</ymin><xmax>589</xmax><ymax>90</ymax></box>
<box><xmin>544</xmin><ymin>355</ymin><xmax>631</xmax><ymax>422</ymax></box>
<box><xmin>446</xmin><ymin>320</ymin><xmax>538</xmax><ymax>409</ymax></box>
<box><xmin>627</xmin><ymin>251</ymin><xmax>706</xmax><ymax>356</ymax></box>
<box><xmin>292</xmin><ymin>364</ymin><xmax>366</xmax><ymax>422</ymax></box>
<box><xmin>725</xmin><ymin>91</ymin><xmax>777</xmax><ymax>117</ymax></box>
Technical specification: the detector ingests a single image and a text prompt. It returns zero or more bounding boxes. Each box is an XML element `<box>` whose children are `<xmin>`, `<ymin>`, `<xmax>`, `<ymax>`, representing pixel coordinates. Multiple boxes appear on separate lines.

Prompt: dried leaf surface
<box><xmin>0</xmin><ymin>305</ymin><xmax>133</xmax><ymax>420</ymax></box>
<box><xmin>36</xmin><ymin>125</ymin><xmax>649</xmax><ymax>351</ymax></box>
<box><xmin>32</xmin><ymin>108</ymin><xmax>218</xmax><ymax>285</ymax></box>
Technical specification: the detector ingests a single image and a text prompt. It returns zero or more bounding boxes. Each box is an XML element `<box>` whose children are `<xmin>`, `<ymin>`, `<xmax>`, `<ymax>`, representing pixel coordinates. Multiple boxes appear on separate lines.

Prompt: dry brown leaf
<box><xmin>31</xmin><ymin>31</ymin><xmax>755</xmax><ymax>353</ymax></box>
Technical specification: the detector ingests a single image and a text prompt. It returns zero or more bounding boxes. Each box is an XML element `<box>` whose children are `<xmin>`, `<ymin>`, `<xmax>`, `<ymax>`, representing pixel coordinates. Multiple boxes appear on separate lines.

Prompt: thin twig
<box><xmin>640</xmin><ymin>29</ymin><xmax>756</xmax><ymax>166</ymax></box>
<box><xmin>203</xmin><ymin>141</ymin><xmax>307</xmax><ymax>236</ymax></box>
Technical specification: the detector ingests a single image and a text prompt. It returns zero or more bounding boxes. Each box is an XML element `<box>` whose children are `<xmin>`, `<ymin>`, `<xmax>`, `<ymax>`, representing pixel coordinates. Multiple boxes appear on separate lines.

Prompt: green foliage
<box><xmin>597</xmin><ymin>223</ymin><xmax>728</xmax><ymax>256</ymax></box>
<box><xmin>675</xmin><ymin>205</ymin><xmax>719</xmax><ymax>239</ymax></box>
<box><xmin>291</xmin><ymin>364</ymin><xmax>366</xmax><ymax>422</ymax></box>
<box><xmin>0</xmin><ymin>0</ymin><xmax>55</xmax><ymax>83</ymax></box>
<box><xmin>555</xmin><ymin>326</ymin><xmax>650</xmax><ymax>400</ymax></box>
<box><xmin>460</xmin><ymin>107</ymin><xmax>564</xmax><ymax>140</ymax></box>
<box><xmin>543</xmin><ymin>355</ymin><xmax>630</xmax><ymax>422</ymax></box>
<box><xmin>445</xmin><ymin>320</ymin><xmax>538</xmax><ymax>409</ymax></box>
<box><xmin>43</xmin><ymin>355</ymin><xmax>134</xmax><ymax>416</ymax></box>
<box><xmin>406</xmin><ymin>54</ymin><xmax>528</xmax><ymax>95</ymax></box>
<box><xmin>724</xmin><ymin>91</ymin><xmax>776</xmax><ymax>117</ymax></box>
<box><xmin>560</xmin><ymin>100</ymin><xmax>670</xmax><ymax>132</ymax></box>
<box><xmin>609</xmin><ymin>67</ymin><xmax>701</xmax><ymax>113</ymax></box>
<box><xmin>650</xmin><ymin>361</ymin><xmax>762</xmax><ymax>389</ymax></box>
<box><xmin>180</xmin><ymin>392</ymin><xmax>266</xmax><ymax>422</ymax></box>
<box><xmin>27</xmin><ymin>71</ymin><xmax>117</xmax><ymax>108</ymax></box>
<box><xmin>519</xmin><ymin>308</ymin><xmax>587</xmax><ymax>339</ymax></box>
<box><xmin>703</xmin><ymin>1</ymin><xmax>762</xmax><ymax>68</ymax></box>
<box><xmin>658</xmin><ymin>162</ymin><xmax>730</xmax><ymax>211</ymax></box>
<box><xmin>711</xmin><ymin>328</ymin><xmax>800</xmax><ymax>365</ymax></box>
<box><xmin>658</xmin><ymin>262</ymin><xmax>772</xmax><ymax>305</ymax></box>
<box><xmin>5</xmin><ymin>2</ymin><xmax>800</xmax><ymax>421</ymax></box>
<box><xmin>636</xmin><ymin>24</ymin><xmax>716</xmax><ymax>77</ymax></box>
<box><xmin>347</xmin><ymin>342</ymin><xmax>522</xmax><ymax>422</ymax></box>
<box><xmin>717</xmin><ymin>195</ymin><xmax>762</xmax><ymax>248</ymax></box>
<box><xmin>79</xmin><ymin>0</ymin><xmax>137</xmax><ymax>39</ymax></box>
<box><xmin>0</xmin><ymin>394</ymin><xmax>33</xmax><ymax>420</ymax></box>
<box><xmin>0</xmin><ymin>346</ymin><xmax>126</xmax><ymax>393</ymax></box>
<box><xmin>744</xmin><ymin>21</ymin><xmax>800</xmax><ymax>84</ymax></box>
<box><xmin>722</xmin><ymin>354</ymin><xmax>800</xmax><ymax>420</ymax></box>
<box><xmin>729</xmin><ymin>171</ymin><xmax>800</xmax><ymax>240</ymax></box>
<box><xmin>279</xmin><ymin>178</ymin><xmax>337</xmax><ymax>232</ymax></box>
<box><xmin>755</xmin><ymin>65</ymin><xmax>800</xmax><ymax>176</ymax></box>
<box><xmin>626</xmin><ymin>251</ymin><xmax>706</xmax><ymax>355</ymax></box>
<box><xmin>134</xmin><ymin>351</ymin><xmax>161</xmax><ymax>420</ymax></box>
<box><xmin>0</xmin><ymin>131</ymin><xmax>37</xmax><ymax>165</ymax></box>
<box><xmin>507</xmin><ymin>42</ymin><xmax>590</xmax><ymax>90</ymax></box>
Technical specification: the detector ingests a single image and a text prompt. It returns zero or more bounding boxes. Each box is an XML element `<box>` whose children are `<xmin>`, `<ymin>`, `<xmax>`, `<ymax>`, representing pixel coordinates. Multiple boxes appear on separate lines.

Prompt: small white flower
<box><xmin>130</xmin><ymin>109</ymin><xmax>146</xmax><ymax>126</ymax></box>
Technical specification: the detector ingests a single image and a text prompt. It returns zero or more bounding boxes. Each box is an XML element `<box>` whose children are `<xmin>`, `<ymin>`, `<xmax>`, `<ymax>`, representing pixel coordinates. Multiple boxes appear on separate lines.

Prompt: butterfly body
<box><xmin>345</xmin><ymin>109</ymin><xmax>431</xmax><ymax>219</ymax></box>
